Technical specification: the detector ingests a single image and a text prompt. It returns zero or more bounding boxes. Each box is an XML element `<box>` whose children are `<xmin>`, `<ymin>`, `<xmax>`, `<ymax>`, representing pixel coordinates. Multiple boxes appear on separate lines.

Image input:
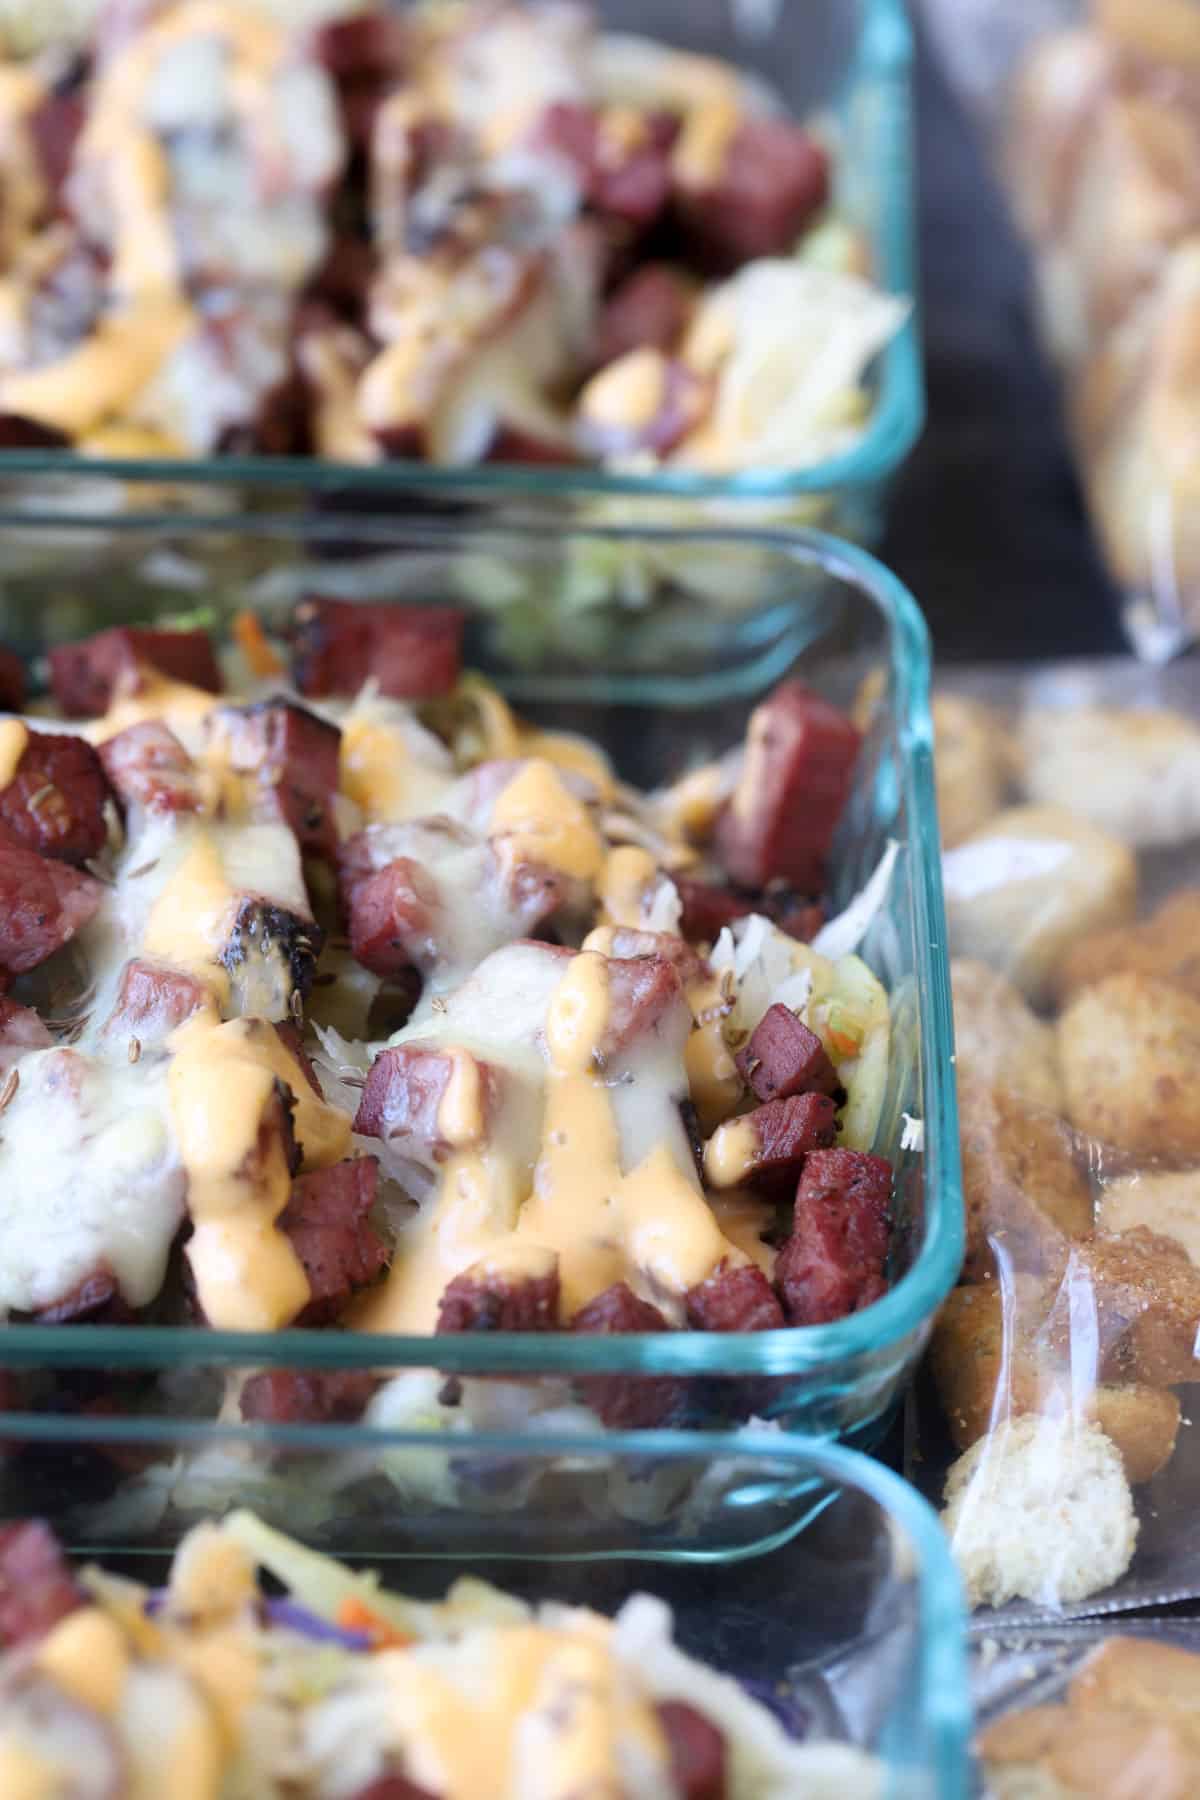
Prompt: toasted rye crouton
<box><xmin>942</xmin><ymin>805</ymin><xmax>1137</xmax><ymax>1004</ymax></box>
<box><xmin>942</xmin><ymin>1414</ymin><xmax>1137</xmax><ymax>1609</ymax></box>
<box><xmin>1098</xmin><ymin>1167</ymin><xmax>1200</xmax><ymax>1268</ymax></box>
<box><xmin>932</xmin><ymin>1281</ymin><xmax>1179</xmax><ymax>1484</ymax></box>
<box><xmin>1057</xmin><ymin>972</ymin><xmax>1200</xmax><ymax>1159</ymax></box>
<box><xmin>958</xmin><ymin>1076</ymin><xmax>1093</xmax><ymax>1283</ymax></box>
<box><xmin>933</xmin><ymin>694</ymin><xmax>1010</xmax><ymax>848</ymax></box>
<box><xmin>1055</xmin><ymin>889</ymin><xmax>1200</xmax><ymax>1007</ymax></box>
<box><xmin>952</xmin><ymin>958</ymin><xmax>1063</xmax><ymax>1111</ymax></box>
<box><xmin>1018</xmin><ymin>704</ymin><xmax>1200</xmax><ymax>848</ymax></box>
<box><xmin>1058</xmin><ymin>1227</ymin><xmax>1200</xmax><ymax>1388</ymax></box>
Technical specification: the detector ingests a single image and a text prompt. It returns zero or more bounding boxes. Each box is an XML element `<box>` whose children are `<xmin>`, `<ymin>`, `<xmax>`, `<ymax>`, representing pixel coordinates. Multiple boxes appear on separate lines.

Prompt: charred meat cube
<box><xmin>291</xmin><ymin>597</ymin><xmax>464</xmax><ymax>700</ymax></box>
<box><xmin>674</xmin><ymin>117</ymin><xmax>829</xmax><ymax>272</ymax></box>
<box><xmin>350</xmin><ymin>1780</ymin><xmax>442</xmax><ymax>1800</ymax></box>
<box><xmin>531</xmin><ymin>102</ymin><xmax>673</xmax><ymax>228</ymax></box>
<box><xmin>685</xmin><ymin>1263</ymin><xmax>784</xmax><ymax>1332</ymax></box>
<box><xmin>355</xmin><ymin>1044</ymin><xmax>498</xmax><ymax>1168</ymax></box>
<box><xmin>736</xmin><ymin>1004</ymin><xmax>844</xmax><ymax>1105</ymax></box>
<box><xmin>715</xmin><ymin>681</ymin><xmax>861</xmax><ymax>893</ymax></box>
<box><xmin>600</xmin><ymin>953</ymin><xmax>687</xmax><ymax>1062</ymax></box>
<box><xmin>100</xmin><ymin>959</ymin><xmax>210</xmax><ymax>1051</ymax></box>
<box><xmin>240</xmin><ymin>1368</ymin><xmax>379</xmax><ymax>1425</ymax></box>
<box><xmin>0</xmin><ymin>996</ymin><xmax>52</xmax><ymax>1070</ymax></box>
<box><xmin>593</xmin><ymin>263</ymin><xmax>694</xmax><ymax>371</ymax></box>
<box><xmin>97</xmin><ymin>720</ymin><xmax>205</xmax><ymax>817</ymax></box>
<box><xmin>675</xmin><ymin>877</ymin><xmax>824</xmax><ymax>948</ymax></box>
<box><xmin>0</xmin><ymin>415</ymin><xmax>70</xmax><ymax>449</ymax></box>
<box><xmin>0</xmin><ymin>824</ymin><xmax>103</xmax><ymax>975</ymax></box>
<box><xmin>343</xmin><ymin>856</ymin><xmax>437</xmax><ymax>979</ymax></box>
<box><xmin>436</xmin><ymin>1252</ymin><xmax>560</xmax><ymax>1333</ymax></box>
<box><xmin>219</xmin><ymin>901</ymin><xmax>325</xmax><ymax>1022</ymax></box>
<box><xmin>776</xmin><ymin>1147</ymin><xmax>892</xmax><ymax>1326</ymax></box>
<box><xmin>657</xmin><ymin>1701</ymin><xmax>729</xmax><ymax>1800</ymax></box>
<box><xmin>0</xmin><ymin>730</ymin><xmax>110</xmax><ymax>865</ymax></box>
<box><xmin>31</xmin><ymin>1263</ymin><xmax>132</xmax><ymax>1325</ymax></box>
<box><xmin>311</xmin><ymin>9</ymin><xmax>409</xmax><ymax>149</ymax></box>
<box><xmin>280</xmin><ymin>1158</ymin><xmax>388</xmax><ymax>1327</ymax></box>
<box><xmin>703</xmin><ymin>1092</ymin><xmax>838</xmax><ymax>1189</ymax></box>
<box><xmin>48</xmin><ymin>627</ymin><xmax>222</xmax><ymax>718</ymax></box>
<box><xmin>0</xmin><ymin>1521</ymin><xmax>85</xmax><ymax>1648</ymax></box>
<box><xmin>572</xmin><ymin>1281</ymin><xmax>686</xmax><ymax>1428</ymax></box>
<box><xmin>207</xmin><ymin>699</ymin><xmax>342</xmax><ymax>859</ymax></box>
<box><xmin>0</xmin><ymin>647</ymin><xmax>26</xmax><ymax>713</ymax></box>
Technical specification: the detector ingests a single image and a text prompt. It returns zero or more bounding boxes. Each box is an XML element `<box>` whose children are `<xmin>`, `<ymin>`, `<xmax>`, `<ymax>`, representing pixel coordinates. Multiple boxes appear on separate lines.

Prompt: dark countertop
<box><xmin>880</xmin><ymin>15</ymin><xmax>1128</xmax><ymax>662</ymax></box>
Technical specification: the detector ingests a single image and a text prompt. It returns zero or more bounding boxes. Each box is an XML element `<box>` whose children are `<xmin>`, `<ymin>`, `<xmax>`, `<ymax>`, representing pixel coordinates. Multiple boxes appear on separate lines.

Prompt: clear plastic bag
<box><xmin>972</xmin><ymin>1620</ymin><xmax>1200</xmax><ymax>1795</ymax></box>
<box><xmin>923</xmin><ymin>0</ymin><xmax>1200</xmax><ymax>660</ymax></box>
<box><xmin>912</xmin><ymin>657</ymin><xmax>1200</xmax><ymax>1620</ymax></box>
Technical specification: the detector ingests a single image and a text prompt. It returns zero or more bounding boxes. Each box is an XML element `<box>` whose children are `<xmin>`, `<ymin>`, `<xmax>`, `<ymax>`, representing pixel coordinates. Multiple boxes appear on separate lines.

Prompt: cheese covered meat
<box><xmin>0</xmin><ymin>0</ymin><xmax>905</xmax><ymax>473</ymax></box>
<box><xmin>0</xmin><ymin>606</ymin><xmax>896</xmax><ymax>1422</ymax></box>
<box><xmin>0</xmin><ymin>1510</ymin><xmax>885</xmax><ymax>1799</ymax></box>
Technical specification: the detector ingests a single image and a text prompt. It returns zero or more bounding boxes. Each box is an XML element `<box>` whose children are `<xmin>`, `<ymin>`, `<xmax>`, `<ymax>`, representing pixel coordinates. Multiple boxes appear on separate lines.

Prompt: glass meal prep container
<box><xmin>0</xmin><ymin>0</ymin><xmax>920</xmax><ymax>548</ymax></box>
<box><xmin>0</xmin><ymin>1438</ymin><xmax>971</xmax><ymax>1800</ymax></box>
<box><xmin>0</xmin><ymin>512</ymin><xmax>960</xmax><ymax>1545</ymax></box>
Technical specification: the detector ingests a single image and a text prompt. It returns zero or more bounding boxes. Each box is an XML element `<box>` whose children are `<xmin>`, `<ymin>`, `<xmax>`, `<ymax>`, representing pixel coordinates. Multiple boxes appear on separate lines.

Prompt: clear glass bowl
<box><xmin>0</xmin><ymin>1432</ymin><xmax>970</xmax><ymax>1797</ymax></box>
<box><xmin>0</xmin><ymin>0</ymin><xmax>920</xmax><ymax>539</ymax></box>
<box><xmin>0</xmin><ymin>512</ymin><xmax>961</xmax><ymax>1529</ymax></box>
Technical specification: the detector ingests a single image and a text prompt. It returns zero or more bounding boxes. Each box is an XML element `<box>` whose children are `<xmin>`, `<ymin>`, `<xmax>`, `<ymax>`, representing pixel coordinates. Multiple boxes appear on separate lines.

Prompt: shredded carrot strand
<box><xmin>232</xmin><ymin>609</ymin><xmax>284</xmax><ymax>678</ymax></box>
<box><xmin>337</xmin><ymin>1596</ymin><xmax>413</xmax><ymax>1649</ymax></box>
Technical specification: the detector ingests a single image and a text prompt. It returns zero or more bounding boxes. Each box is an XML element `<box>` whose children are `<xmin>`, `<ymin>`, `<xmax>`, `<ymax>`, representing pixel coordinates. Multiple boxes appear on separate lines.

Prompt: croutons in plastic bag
<box><xmin>918</xmin><ymin>660</ymin><xmax>1200</xmax><ymax>1621</ymax></box>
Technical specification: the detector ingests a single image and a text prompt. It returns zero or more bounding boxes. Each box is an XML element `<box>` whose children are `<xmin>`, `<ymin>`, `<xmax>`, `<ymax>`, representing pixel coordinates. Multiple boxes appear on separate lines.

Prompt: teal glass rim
<box><xmin>0</xmin><ymin>1422</ymin><xmax>971</xmax><ymax>1790</ymax></box>
<box><xmin>0</xmin><ymin>521</ymin><xmax>963</xmax><ymax>1378</ymax></box>
<box><xmin>0</xmin><ymin>0</ymin><xmax>921</xmax><ymax>504</ymax></box>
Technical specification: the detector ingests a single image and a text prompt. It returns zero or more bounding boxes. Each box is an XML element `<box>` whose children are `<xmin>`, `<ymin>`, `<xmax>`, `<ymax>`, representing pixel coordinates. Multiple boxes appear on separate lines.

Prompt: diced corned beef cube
<box><xmin>736</xmin><ymin>1004</ymin><xmax>843</xmax><ymax>1105</ymax></box>
<box><xmin>0</xmin><ymin>648</ymin><xmax>26</xmax><ymax>712</ymax></box>
<box><xmin>0</xmin><ymin>414</ymin><xmax>70</xmax><ymax>449</ymax></box>
<box><xmin>291</xmin><ymin>597</ymin><xmax>464</xmax><ymax>700</ymax></box>
<box><xmin>310</xmin><ymin>10</ymin><xmax>409</xmax><ymax>80</ymax></box>
<box><xmin>600</xmin><ymin>953</ymin><xmax>687</xmax><ymax>1061</ymax></box>
<box><xmin>674</xmin><ymin>117</ymin><xmax>829</xmax><ymax>271</ymax></box>
<box><xmin>100</xmin><ymin>959</ymin><xmax>210</xmax><ymax>1050</ymax></box>
<box><xmin>354</xmin><ymin>1044</ymin><xmax>497</xmax><ymax>1163</ymax></box>
<box><xmin>280</xmin><ymin>1158</ymin><xmax>387</xmax><ymax>1326</ymax></box>
<box><xmin>349</xmin><ymin>1778</ymin><xmax>441</xmax><ymax>1800</ymax></box>
<box><xmin>0</xmin><ymin>1521</ymin><xmax>85</xmax><ymax>1648</ymax></box>
<box><xmin>32</xmin><ymin>1263</ymin><xmax>131</xmax><ymax>1325</ymax></box>
<box><xmin>206</xmin><ymin>700</ymin><xmax>342</xmax><ymax>860</ymax></box>
<box><xmin>0</xmin><ymin>825</ymin><xmax>103</xmax><ymax>974</ymax></box>
<box><xmin>0</xmin><ymin>730</ymin><xmax>110</xmax><ymax>865</ymax></box>
<box><xmin>657</xmin><ymin>1701</ymin><xmax>729</xmax><ymax>1800</ymax></box>
<box><xmin>344</xmin><ymin>857</ymin><xmax>437</xmax><ymax>978</ymax></box>
<box><xmin>715</xmin><ymin>682</ymin><xmax>861</xmax><ymax>892</ymax></box>
<box><xmin>483</xmin><ymin>425</ymin><xmax>581</xmax><ymax>467</ymax></box>
<box><xmin>675</xmin><ymin>878</ymin><xmax>825</xmax><ymax>948</ymax></box>
<box><xmin>533</xmin><ymin>103</ymin><xmax>672</xmax><ymax>227</ymax></box>
<box><xmin>28</xmin><ymin>87</ymin><xmax>85</xmax><ymax>198</ymax></box>
<box><xmin>594</xmin><ymin>263</ymin><xmax>693</xmax><ymax>371</ymax></box>
<box><xmin>704</xmin><ymin>1092</ymin><xmax>838</xmax><ymax>1189</ymax></box>
<box><xmin>572</xmin><ymin>1281</ymin><xmax>686</xmax><ymax>1428</ymax></box>
<box><xmin>776</xmin><ymin>1148</ymin><xmax>892</xmax><ymax>1326</ymax></box>
<box><xmin>436</xmin><ymin>1255</ymin><xmax>560</xmax><ymax>1333</ymax></box>
<box><xmin>592</xmin><ymin>926</ymin><xmax>705</xmax><ymax>988</ymax></box>
<box><xmin>48</xmin><ymin>627</ymin><xmax>223</xmax><ymax>718</ymax></box>
<box><xmin>239</xmin><ymin>1369</ymin><xmax>378</xmax><ymax>1425</ymax></box>
<box><xmin>97</xmin><ymin>719</ymin><xmax>204</xmax><ymax>817</ymax></box>
<box><xmin>0</xmin><ymin>997</ymin><xmax>52</xmax><ymax>1068</ymax></box>
<box><xmin>675</xmin><ymin>878</ymin><xmax>756</xmax><ymax>944</ymax></box>
<box><xmin>685</xmin><ymin>1263</ymin><xmax>784</xmax><ymax>1332</ymax></box>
